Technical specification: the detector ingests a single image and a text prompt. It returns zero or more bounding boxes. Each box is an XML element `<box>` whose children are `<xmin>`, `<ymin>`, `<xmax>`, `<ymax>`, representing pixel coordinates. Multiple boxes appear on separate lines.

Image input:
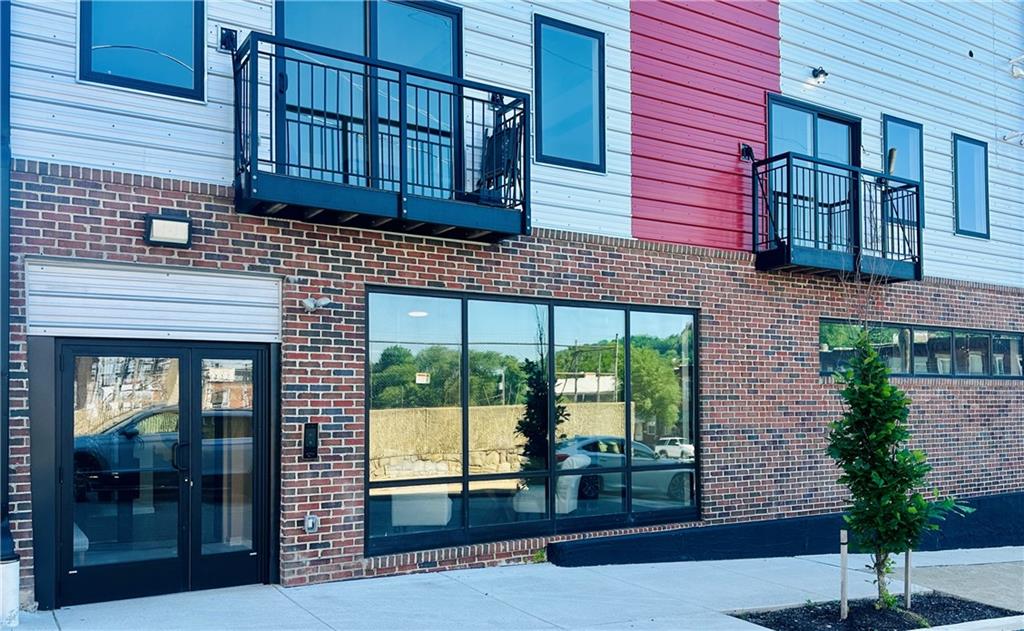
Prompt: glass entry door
<box><xmin>59</xmin><ymin>342</ymin><xmax>267</xmax><ymax>606</ymax></box>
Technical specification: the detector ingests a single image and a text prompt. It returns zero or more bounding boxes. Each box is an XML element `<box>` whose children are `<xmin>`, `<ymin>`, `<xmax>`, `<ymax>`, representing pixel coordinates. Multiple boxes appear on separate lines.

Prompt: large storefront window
<box><xmin>366</xmin><ymin>290</ymin><xmax>699</xmax><ymax>553</ymax></box>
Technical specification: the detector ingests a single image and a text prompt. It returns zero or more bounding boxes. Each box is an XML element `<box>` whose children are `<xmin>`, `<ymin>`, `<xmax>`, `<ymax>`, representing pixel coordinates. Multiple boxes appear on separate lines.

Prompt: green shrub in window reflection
<box><xmin>516</xmin><ymin>358</ymin><xmax>568</xmax><ymax>468</ymax></box>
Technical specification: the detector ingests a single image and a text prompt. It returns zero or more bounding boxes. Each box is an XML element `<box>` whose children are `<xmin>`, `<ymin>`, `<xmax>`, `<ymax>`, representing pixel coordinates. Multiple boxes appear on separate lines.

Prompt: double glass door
<box><xmin>59</xmin><ymin>342</ymin><xmax>268</xmax><ymax>605</ymax></box>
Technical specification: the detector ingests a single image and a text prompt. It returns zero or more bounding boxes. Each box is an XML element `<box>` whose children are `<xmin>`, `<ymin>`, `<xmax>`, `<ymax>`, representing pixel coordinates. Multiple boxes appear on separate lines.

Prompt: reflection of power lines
<box><xmin>555</xmin><ymin>337</ymin><xmax>618</xmax><ymax>403</ymax></box>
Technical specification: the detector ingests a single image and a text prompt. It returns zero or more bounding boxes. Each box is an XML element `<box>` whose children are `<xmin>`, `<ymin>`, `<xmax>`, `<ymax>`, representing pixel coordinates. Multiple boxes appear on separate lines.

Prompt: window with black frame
<box><xmin>953</xmin><ymin>134</ymin><xmax>990</xmax><ymax>238</ymax></box>
<box><xmin>534</xmin><ymin>15</ymin><xmax>605</xmax><ymax>172</ymax></box>
<box><xmin>820</xmin><ymin>320</ymin><xmax>1022</xmax><ymax>379</ymax></box>
<box><xmin>80</xmin><ymin>0</ymin><xmax>204</xmax><ymax>100</ymax></box>
<box><xmin>366</xmin><ymin>291</ymin><xmax>699</xmax><ymax>553</ymax></box>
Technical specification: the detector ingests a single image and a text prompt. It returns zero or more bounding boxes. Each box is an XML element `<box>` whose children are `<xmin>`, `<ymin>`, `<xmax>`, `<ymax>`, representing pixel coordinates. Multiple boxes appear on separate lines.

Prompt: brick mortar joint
<box><xmin>10</xmin><ymin>158</ymin><xmax>1024</xmax><ymax>298</ymax></box>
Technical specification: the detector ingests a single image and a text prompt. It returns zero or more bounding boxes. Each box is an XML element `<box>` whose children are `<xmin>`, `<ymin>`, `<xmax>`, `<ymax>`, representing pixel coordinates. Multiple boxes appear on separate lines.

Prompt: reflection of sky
<box><xmin>539</xmin><ymin>24</ymin><xmax>600</xmax><ymax>164</ymax></box>
<box><xmin>886</xmin><ymin>122</ymin><xmax>921</xmax><ymax>180</ymax></box>
<box><xmin>369</xmin><ymin>293</ymin><xmax>461</xmax><ymax>346</ymax></box>
<box><xmin>369</xmin><ymin>295</ymin><xmax>693</xmax><ymax>362</ymax></box>
<box><xmin>91</xmin><ymin>0</ymin><xmax>194</xmax><ymax>88</ymax></box>
<box><xmin>554</xmin><ymin>306</ymin><xmax>623</xmax><ymax>347</ymax></box>
<box><xmin>631</xmin><ymin>311</ymin><xmax>692</xmax><ymax>341</ymax></box>
<box><xmin>955</xmin><ymin>139</ymin><xmax>987</xmax><ymax>233</ymax></box>
<box><xmin>469</xmin><ymin>301</ymin><xmax>547</xmax><ymax>345</ymax></box>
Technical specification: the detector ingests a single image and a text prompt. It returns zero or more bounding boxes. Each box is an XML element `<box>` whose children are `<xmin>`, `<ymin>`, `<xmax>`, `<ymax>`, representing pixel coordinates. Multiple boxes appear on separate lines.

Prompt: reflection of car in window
<box><xmin>653</xmin><ymin>436</ymin><xmax>695</xmax><ymax>461</ymax></box>
<box><xmin>73</xmin><ymin>405</ymin><xmax>252</xmax><ymax>502</ymax></box>
<box><xmin>555</xmin><ymin>436</ymin><xmax>693</xmax><ymax>502</ymax></box>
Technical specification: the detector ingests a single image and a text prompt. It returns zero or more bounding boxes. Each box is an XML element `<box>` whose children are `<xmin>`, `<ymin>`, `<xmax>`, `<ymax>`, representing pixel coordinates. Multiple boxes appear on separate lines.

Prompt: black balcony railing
<box><xmin>753</xmin><ymin>153</ymin><xmax>923</xmax><ymax>281</ymax></box>
<box><xmin>233</xmin><ymin>33</ymin><xmax>530</xmax><ymax>240</ymax></box>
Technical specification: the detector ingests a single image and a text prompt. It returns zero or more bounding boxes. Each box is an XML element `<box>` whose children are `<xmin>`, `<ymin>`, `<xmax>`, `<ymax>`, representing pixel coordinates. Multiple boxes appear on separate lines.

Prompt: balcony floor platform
<box><xmin>238</xmin><ymin>172</ymin><xmax>525</xmax><ymax>243</ymax></box>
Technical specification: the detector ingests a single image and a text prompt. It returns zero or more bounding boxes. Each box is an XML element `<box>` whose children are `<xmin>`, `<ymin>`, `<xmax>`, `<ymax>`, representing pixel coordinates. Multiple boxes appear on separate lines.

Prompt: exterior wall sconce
<box><xmin>811</xmin><ymin>66</ymin><xmax>829</xmax><ymax>85</ymax></box>
<box><xmin>1002</xmin><ymin>131</ymin><xmax>1024</xmax><ymax>146</ymax></box>
<box><xmin>1010</xmin><ymin>54</ymin><xmax>1024</xmax><ymax>78</ymax></box>
<box><xmin>144</xmin><ymin>215</ymin><xmax>192</xmax><ymax>248</ymax></box>
<box><xmin>302</xmin><ymin>297</ymin><xmax>333</xmax><ymax>313</ymax></box>
<box><xmin>739</xmin><ymin>143</ymin><xmax>756</xmax><ymax>162</ymax></box>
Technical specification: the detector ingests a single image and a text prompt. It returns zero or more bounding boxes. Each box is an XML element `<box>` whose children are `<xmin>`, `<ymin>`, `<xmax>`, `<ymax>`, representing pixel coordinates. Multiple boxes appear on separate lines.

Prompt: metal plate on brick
<box><xmin>25</xmin><ymin>258</ymin><xmax>282</xmax><ymax>342</ymax></box>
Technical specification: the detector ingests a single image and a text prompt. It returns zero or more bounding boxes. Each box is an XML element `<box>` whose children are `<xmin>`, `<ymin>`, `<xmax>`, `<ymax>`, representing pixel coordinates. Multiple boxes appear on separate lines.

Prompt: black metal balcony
<box><xmin>753</xmin><ymin>153</ymin><xmax>923</xmax><ymax>282</ymax></box>
<box><xmin>233</xmin><ymin>33</ymin><xmax>529</xmax><ymax>241</ymax></box>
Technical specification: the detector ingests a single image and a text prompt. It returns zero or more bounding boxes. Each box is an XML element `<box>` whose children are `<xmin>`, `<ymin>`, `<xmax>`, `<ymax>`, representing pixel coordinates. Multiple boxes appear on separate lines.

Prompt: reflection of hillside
<box><xmin>369</xmin><ymin>402</ymin><xmax>633</xmax><ymax>482</ymax></box>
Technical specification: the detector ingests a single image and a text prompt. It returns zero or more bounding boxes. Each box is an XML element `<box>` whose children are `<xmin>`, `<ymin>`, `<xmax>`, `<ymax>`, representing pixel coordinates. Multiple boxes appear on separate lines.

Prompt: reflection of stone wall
<box><xmin>369</xmin><ymin>402</ymin><xmax>631</xmax><ymax>481</ymax></box>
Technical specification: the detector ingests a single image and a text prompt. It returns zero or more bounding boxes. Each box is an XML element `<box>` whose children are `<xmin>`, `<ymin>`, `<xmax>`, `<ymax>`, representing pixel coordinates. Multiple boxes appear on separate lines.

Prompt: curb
<box><xmin>927</xmin><ymin>615</ymin><xmax>1024</xmax><ymax>631</ymax></box>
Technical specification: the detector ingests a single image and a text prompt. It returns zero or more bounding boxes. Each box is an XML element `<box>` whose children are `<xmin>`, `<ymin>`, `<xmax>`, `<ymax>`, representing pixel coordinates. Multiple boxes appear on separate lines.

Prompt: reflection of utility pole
<box><xmin>499</xmin><ymin>368</ymin><xmax>506</xmax><ymax>405</ymax></box>
<box><xmin>613</xmin><ymin>334</ymin><xmax>619</xmax><ymax>404</ymax></box>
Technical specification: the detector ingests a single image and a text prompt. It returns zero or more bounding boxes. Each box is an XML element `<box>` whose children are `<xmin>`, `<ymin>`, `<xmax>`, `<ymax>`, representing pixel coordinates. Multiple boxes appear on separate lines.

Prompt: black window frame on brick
<box><xmin>819</xmin><ymin>318</ymin><xmax>1023</xmax><ymax>380</ymax></box>
<box><xmin>533</xmin><ymin>14</ymin><xmax>607</xmax><ymax>173</ymax></box>
<box><xmin>363</xmin><ymin>286</ymin><xmax>700</xmax><ymax>556</ymax></box>
<box><xmin>79</xmin><ymin>0</ymin><xmax>205</xmax><ymax>101</ymax></box>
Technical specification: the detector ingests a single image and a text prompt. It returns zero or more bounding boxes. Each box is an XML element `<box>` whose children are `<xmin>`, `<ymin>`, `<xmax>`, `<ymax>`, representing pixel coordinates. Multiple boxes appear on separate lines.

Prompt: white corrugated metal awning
<box><xmin>25</xmin><ymin>258</ymin><xmax>282</xmax><ymax>343</ymax></box>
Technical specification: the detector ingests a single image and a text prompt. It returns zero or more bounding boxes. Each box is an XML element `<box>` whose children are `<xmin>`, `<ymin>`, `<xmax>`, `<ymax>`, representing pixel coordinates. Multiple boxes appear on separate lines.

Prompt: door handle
<box><xmin>171</xmin><ymin>441</ymin><xmax>190</xmax><ymax>471</ymax></box>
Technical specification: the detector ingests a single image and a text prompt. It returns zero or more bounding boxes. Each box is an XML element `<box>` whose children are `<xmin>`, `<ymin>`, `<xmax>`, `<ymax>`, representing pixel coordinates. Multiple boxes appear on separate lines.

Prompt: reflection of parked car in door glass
<box><xmin>654</xmin><ymin>436</ymin><xmax>694</xmax><ymax>461</ymax></box>
<box><xmin>73</xmin><ymin>405</ymin><xmax>252</xmax><ymax>501</ymax></box>
<box><xmin>555</xmin><ymin>436</ymin><xmax>693</xmax><ymax>502</ymax></box>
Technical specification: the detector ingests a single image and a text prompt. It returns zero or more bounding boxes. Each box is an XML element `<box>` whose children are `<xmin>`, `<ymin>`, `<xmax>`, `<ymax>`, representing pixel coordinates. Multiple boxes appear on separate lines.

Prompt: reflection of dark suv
<box><xmin>73</xmin><ymin>405</ymin><xmax>252</xmax><ymax>501</ymax></box>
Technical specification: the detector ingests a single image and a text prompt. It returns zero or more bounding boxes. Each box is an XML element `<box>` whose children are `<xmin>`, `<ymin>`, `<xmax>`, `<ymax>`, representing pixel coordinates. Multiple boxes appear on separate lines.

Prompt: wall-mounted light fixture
<box><xmin>144</xmin><ymin>215</ymin><xmax>192</xmax><ymax>248</ymax></box>
<box><xmin>302</xmin><ymin>297</ymin><xmax>333</xmax><ymax>313</ymax></box>
<box><xmin>811</xmin><ymin>66</ymin><xmax>829</xmax><ymax>85</ymax></box>
<box><xmin>1010</xmin><ymin>54</ymin><xmax>1024</xmax><ymax>79</ymax></box>
<box><xmin>1002</xmin><ymin>131</ymin><xmax>1024</xmax><ymax>146</ymax></box>
<box><xmin>739</xmin><ymin>143</ymin><xmax>756</xmax><ymax>162</ymax></box>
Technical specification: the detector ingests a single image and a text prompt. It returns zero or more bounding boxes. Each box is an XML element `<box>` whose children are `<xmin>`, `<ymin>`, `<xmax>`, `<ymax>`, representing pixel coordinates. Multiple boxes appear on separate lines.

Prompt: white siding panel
<box><xmin>11</xmin><ymin>0</ymin><xmax>632</xmax><ymax>239</ymax></box>
<box><xmin>780</xmin><ymin>0</ymin><xmax>1024</xmax><ymax>288</ymax></box>
<box><xmin>25</xmin><ymin>259</ymin><xmax>282</xmax><ymax>343</ymax></box>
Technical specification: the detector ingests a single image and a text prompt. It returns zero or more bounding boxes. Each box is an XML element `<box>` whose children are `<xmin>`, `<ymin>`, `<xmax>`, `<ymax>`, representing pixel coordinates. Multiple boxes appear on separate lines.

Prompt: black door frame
<box><xmin>28</xmin><ymin>337</ymin><xmax>281</xmax><ymax>609</ymax></box>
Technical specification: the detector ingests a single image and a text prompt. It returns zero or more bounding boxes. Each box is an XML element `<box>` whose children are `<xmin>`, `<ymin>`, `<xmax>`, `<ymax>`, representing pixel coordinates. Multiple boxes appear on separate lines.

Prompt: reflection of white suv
<box><xmin>654</xmin><ymin>437</ymin><xmax>694</xmax><ymax>461</ymax></box>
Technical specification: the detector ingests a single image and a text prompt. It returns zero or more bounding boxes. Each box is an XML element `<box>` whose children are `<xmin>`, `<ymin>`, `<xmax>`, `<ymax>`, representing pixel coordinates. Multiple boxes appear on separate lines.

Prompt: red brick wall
<box><xmin>7</xmin><ymin>161</ymin><xmax>1023</xmax><ymax>597</ymax></box>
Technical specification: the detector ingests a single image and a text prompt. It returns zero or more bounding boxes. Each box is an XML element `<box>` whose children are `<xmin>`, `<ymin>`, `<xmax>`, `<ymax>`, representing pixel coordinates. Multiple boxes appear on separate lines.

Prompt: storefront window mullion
<box><xmin>546</xmin><ymin>303</ymin><xmax>557</xmax><ymax>523</ymax></box>
<box><xmin>623</xmin><ymin>308</ymin><xmax>633</xmax><ymax>513</ymax></box>
<box><xmin>459</xmin><ymin>296</ymin><xmax>470</xmax><ymax>535</ymax></box>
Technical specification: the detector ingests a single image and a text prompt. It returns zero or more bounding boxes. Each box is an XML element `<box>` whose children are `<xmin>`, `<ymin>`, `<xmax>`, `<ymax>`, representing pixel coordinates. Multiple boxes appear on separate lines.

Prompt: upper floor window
<box><xmin>534</xmin><ymin>15</ymin><xmax>605</xmax><ymax>172</ymax></box>
<box><xmin>280</xmin><ymin>0</ymin><xmax>459</xmax><ymax>76</ymax></box>
<box><xmin>883</xmin><ymin>116</ymin><xmax>923</xmax><ymax>227</ymax></box>
<box><xmin>952</xmin><ymin>134</ymin><xmax>989</xmax><ymax>238</ymax></box>
<box><xmin>80</xmin><ymin>0</ymin><xmax>204</xmax><ymax>100</ymax></box>
<box><xmin>883</xmin><ymin>116</ymin><xmax>922</xmax><ymax>182</ymax></box>
<box><xmin>769</xmin><ymin>97</ymin><xmax>859</xmax><ymax>165</ymax></box>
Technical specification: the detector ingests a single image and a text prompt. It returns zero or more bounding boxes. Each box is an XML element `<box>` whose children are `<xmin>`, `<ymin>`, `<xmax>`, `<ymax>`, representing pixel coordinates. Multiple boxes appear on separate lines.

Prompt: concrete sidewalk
<box><xmin>12</xmin><ymin>546</ymin><xmax>1023</xmax><ymax>631</ymax></box>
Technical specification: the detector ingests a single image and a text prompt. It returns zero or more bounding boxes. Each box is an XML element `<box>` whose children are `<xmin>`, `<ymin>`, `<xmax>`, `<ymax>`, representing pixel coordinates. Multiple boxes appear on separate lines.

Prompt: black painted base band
<box><xmin>547</xmin><ymin>491</ymin><xmax>1024</xmax><ymax>567</ymax></box>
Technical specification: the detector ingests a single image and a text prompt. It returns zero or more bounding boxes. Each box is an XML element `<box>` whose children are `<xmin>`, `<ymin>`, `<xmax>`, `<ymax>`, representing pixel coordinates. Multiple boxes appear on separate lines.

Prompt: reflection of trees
<box><xmin>515</xmin><ymin>358</ymin><xmax>567</xmax><ymax>467</ymax></box>
<box><xmin>371</xmin><ymin>345</ymin><xmax>460</xmax><ymax>408</ymax></box>
<box><xmin>630</xmin><ymin>346</ymin><xmax>681</xmax><ymax>436</ymax></box>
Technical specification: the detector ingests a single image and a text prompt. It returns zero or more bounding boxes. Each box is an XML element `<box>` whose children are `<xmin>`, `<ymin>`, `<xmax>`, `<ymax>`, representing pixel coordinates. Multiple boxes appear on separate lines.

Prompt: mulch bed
<box><xmin>735</xmin><ymin>593</ymin><xmax>1022</xmax><ymax>631</ymax></box>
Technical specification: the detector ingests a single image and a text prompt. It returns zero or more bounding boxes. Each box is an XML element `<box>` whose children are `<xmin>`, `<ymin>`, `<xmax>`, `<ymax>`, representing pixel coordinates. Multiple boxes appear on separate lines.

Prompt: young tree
<box><xmin>826</xmin><ymin>331</ymin><xmax>970</xmax><ymax>609</ymax></box>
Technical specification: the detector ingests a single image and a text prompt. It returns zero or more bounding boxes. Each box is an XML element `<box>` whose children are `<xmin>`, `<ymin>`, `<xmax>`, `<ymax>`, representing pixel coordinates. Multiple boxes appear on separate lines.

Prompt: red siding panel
<box><xmin>631</xmin><ymin>0</ymin><xmax>780</xmax><ymax>250</ymax></box>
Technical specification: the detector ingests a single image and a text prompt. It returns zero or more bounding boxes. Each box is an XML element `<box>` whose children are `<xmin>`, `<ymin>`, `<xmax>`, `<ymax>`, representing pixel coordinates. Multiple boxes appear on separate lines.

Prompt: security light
<box><xmin>144</xmin><ymin>215</ymin><xmax>192</xmax><ymax>248</ymax></box>
<box><xmin>302</xmin><ymin>297</ymin><xmax>333</xmax><ymax>313</ymax></box>
<box><xmin>811</xmin><ymin>66</ymin><xmax>829</xmax><ymax>85</ymax></box>
<box><xmin>1011</xmin><ymin>54</ymin><xmax>1024</xmax><ymax>78</ymax></box>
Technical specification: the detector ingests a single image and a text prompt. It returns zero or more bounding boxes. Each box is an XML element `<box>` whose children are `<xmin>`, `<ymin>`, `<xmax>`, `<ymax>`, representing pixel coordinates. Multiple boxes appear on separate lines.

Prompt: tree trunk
<box><xmin>874</xmin><ymin>550</ymin><xmax>892</xmax><ymax>608</ymax></box>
